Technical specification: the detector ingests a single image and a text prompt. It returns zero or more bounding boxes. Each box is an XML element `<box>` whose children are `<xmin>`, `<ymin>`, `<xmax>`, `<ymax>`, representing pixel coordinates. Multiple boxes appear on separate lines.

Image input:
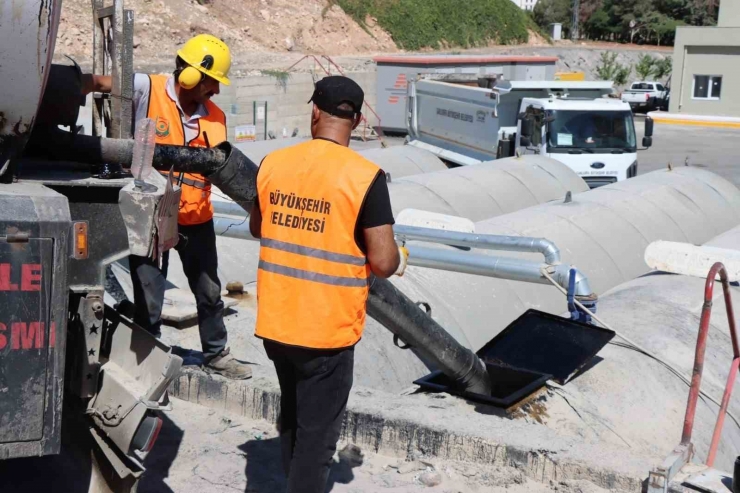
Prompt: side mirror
<box><xmin>520</xmin><ymin>118</ymin><xmax>534</xmax><ymax>138</ymax></box>
<box><xmin>645</xmin><ymin>117</ymin><xmax>654</xmax><ymax>137</ymax></box>
<box><xmin>643</xmin><ymin>136</ymin><xmax>653</xmax><ymax>148</ymax></box>
<box><xmin>520</xmin><ymin>136</ymin><xmax>532</xmax><ymax>147</ymax></box>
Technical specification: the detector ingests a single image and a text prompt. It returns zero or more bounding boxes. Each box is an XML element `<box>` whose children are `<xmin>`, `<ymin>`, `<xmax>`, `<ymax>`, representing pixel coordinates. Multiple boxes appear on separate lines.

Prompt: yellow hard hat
<box><xmin>176</xmin><ymin>34</ymin><xmax>231</xmax><ymax>87</ymax></box>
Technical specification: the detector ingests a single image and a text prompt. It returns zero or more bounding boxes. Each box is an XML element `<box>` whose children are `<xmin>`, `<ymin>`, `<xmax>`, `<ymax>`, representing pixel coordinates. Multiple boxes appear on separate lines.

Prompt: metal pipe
<box><xmin>708</xmin><ymin>357</ymin><xmax>740</xmax><ymax>467</ymax></box>
<box><xmin>25</xmin><ymin>126</ymin><xmax>230</xmax><ymax>172</ymax></box>
<box><xmin>213</xmin><ymin>215</ymin><xmax>255</xmax><ymax>240</ymax></box>
<box><xmin>405</xmin><ymin>244</ymin><xmax>591</xmax><ymax>296</ymax></box>
<box><xmin>367</xmin><ymin>277</ymin><xmax>491</xmax><ymax>395</ymax></box>
<box><xmin>395</xmin><ymin>224</ymin><xmax>561</xmax><ymax>265</ymax></box>
<box><xmin>24</xmin><ymin>128</ymin><xmax>260</xmax><ymax>210</ymax></box>
<box><xmin>210</xmin><ymin>214</ymin><xmax>593</xmax><ymax>298</ymax></box>
<box><xmin>681</xmin><ymin>262</ymin><xmax>738</xmax><ymax>449</ymax></box>
<box><xmin>213</xmin><ymin>200</ymin><xmax>250</xmax><ymax>217</ymax></box>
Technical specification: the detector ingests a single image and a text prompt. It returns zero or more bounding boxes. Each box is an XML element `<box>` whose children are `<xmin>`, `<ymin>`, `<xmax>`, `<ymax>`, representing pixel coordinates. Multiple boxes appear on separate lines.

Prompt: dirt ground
<box><xmin>140</xmin><ymin>397</ymin><xmax>612</xmax><ymax>493</ymax></box>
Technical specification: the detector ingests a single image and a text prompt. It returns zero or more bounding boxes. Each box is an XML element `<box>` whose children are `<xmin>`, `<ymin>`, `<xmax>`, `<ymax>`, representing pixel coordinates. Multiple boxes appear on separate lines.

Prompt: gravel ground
<box><xmin>139</xmin><ymin>397</ymin><xmax>611</xmax><ymax>493</ymax></box>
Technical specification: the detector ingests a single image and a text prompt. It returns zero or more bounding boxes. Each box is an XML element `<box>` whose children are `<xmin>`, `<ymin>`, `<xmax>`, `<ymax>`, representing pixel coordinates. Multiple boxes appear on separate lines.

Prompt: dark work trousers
<box><xmin>263</xmin><ymin>339</ymin><xmax>354</xmax><ymax>493</ymax></box>
<box><xmin>128</xmin><ymin>219</ymin><xmax>227</xmax><ymax>360</ymax></box>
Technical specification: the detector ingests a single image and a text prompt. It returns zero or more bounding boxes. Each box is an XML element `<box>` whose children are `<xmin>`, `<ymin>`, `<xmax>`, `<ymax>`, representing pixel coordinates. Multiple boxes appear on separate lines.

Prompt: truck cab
<box><xmin>516</xmin><ymin>97</ymin><xmax>650</xmax><ymax>188</ymax></box>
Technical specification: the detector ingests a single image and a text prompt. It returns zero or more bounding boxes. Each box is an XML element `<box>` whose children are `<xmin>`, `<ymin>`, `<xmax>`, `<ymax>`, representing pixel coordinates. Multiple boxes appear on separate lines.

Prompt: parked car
<box><xmin>622</xmin><ymin>81</ymin><xmax>669</xmax><ymax>112</ymax></box>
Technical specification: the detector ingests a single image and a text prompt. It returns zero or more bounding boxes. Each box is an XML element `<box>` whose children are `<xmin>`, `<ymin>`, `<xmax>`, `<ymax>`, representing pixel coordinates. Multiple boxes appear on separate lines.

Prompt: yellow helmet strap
<box><xmin>177</xmin><ymin>55</ymin><xmax>215</xmax><ymax>90</ymax></box>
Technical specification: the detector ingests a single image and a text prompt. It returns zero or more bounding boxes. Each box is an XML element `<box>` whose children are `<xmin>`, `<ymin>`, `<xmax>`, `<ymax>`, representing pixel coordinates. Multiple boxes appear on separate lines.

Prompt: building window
<box><xmin>692</xmin><ymin>75</ymin><xmax>722</xmax><ymax>100</ymax></box>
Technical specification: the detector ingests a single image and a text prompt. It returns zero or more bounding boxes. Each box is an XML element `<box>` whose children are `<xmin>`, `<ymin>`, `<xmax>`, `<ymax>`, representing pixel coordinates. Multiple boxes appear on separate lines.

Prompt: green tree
<box><xmin>596</xmin><ymin>51</ymin><xmax>632</xmax><ymax>85</ymax></box>
<box><xmin>635</xmin><ymin>54</ymin><xmax>656</xmax><ymax>79</ymax></box>
<box><xmin>532</xmin><ymin>0</ymin><xmax>572</xmax><ymax>35</ymax></box>
<box><xmin>585</xmin><ymin>8</ymin><xmax>611</xmax><ymax>40</ymax></box>
<box><xmin>653</xmin><ymin>56</ymin><xmax>672</xmax><ymax>80</ymax></box>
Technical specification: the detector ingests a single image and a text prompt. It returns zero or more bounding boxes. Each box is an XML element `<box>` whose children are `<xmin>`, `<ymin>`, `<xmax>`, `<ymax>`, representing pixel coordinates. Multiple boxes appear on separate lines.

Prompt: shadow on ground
<box><xmin>139</xmin><ymin>412</ymin><xmax>185</xmax><ymax>493</ymax></box>
<box><xmin>240</xmin><ymin>436</ymin><xmax>359</xmax><ymax>492</ymax></box>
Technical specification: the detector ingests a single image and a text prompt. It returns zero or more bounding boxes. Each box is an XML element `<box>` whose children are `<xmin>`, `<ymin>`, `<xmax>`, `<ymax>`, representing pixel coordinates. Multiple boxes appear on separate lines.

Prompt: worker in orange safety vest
<box><xmin>250</xmin><ymin>76</ymin><xmax>408</xmax><ymax>492</ymax></box>
<box><xmin>83</xmin><ymin>34</ymin><xmax>251</xmax><ymax>380</ymax></box>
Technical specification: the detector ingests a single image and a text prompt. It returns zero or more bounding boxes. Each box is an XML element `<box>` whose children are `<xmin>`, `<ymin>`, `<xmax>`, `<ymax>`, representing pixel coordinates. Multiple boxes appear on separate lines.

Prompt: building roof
<box><xmin>373</xmin><ymin>55</ymin><xmax>559</xmax><ymax>66</ymax></box>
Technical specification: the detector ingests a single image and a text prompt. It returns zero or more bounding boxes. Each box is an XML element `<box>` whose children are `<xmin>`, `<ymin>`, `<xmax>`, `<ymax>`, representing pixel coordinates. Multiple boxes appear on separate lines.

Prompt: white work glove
<box><xmin>394</xmin><ymin>246</ymin><xmax>409</xmax><ymax>277</ymax></box>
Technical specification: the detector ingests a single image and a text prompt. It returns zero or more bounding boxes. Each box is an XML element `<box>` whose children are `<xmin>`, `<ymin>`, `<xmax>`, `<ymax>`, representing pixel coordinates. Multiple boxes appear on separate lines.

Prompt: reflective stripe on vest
<box><xmin>255</xmin><ymin>139</ymin><xmax>381</xmax><ymax>350</ymax></box>
<box><xmin>173</xmin><ymin>173</ymin><xmax>209</xmax><ymax>188</ymax></box>
<box><xmin>146</xmin><ymin>74</ymin><xmax>226</xmax><ymax>225</ymax></box>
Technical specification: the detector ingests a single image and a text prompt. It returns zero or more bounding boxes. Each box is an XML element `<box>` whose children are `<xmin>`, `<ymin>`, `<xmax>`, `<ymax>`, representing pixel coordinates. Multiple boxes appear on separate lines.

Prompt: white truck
<box><xmin>621</xmin><ymin>81</ymin><xmax>669</xmax><ymax>112</ymax></box>
<box><xmin>406</xmin><ymin>78</ymin><xmax>654</xmax><ymax>188</ymax></box>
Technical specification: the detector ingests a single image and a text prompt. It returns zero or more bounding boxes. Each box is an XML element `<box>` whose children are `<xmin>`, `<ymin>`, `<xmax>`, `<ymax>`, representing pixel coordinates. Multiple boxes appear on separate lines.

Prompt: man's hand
<box><xmin>394</xmin><ymin>246</ymin><xmax>409</xmax><ymax>277</ymax></box>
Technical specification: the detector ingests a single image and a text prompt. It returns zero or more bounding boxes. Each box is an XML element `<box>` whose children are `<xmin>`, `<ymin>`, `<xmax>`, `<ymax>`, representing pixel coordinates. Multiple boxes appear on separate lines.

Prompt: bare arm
<box><xmin>81</xmin><ymin>74</ymin><xmax>112</xmax><ymax>95</ymax></box>
<box><xmin>363</xmin><ymin>224</ymin><xmax>400</xmax><ymax>278</ymax></box>
<box><xmin>249</xmin><ymin>202</ymin><xmax>262</xmax><ymax>239</ymax></box>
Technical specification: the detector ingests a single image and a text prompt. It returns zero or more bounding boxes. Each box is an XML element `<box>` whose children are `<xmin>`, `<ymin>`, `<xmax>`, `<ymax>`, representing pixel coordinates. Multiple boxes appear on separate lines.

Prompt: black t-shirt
<box><xmin>355</xmin><ymin>170</ymin><xmax>395</xmax><ymax>253</ymax></box>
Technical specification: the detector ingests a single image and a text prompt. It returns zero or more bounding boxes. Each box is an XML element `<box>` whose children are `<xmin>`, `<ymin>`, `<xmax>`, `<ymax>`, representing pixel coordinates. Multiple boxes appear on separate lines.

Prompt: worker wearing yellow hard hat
<box><xmin>176</xmin><ymin>34</ymin><xmax>232</xmax><ymax>88</ymax></box>
<box><xmin>82</xmin><ymin>34</ymin><xmax>251</xmax><ymax>381</ymax></box>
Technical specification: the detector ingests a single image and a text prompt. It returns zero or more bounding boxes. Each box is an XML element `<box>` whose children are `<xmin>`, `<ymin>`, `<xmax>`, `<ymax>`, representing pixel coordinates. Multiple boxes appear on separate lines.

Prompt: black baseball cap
<box><xmin>308</xmin><ymin>76</ymin><xmax>364</xmax><ymax>119</ymax></box>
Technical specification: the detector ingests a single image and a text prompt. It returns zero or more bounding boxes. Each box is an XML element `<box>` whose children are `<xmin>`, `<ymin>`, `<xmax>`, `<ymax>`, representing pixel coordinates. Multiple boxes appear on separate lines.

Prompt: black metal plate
<box><xmin>0</xmin><ymin>238</ymin><xmax>53</xmax><ymax>443</ymax></box>
<box><xmin>414</xmin><ymin>363</ymin><xmax>551</xmax><ymax>408</ymax></box>
<box><xmin>477</xmin><ymin>309</ymin><xmax>615</xmax><ymax>384</ymax></box>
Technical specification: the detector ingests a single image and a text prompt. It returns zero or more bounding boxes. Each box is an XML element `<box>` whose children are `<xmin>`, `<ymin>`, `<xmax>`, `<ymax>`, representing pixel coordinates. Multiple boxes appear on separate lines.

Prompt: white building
<box><xmin>510</xmin><ymin>0</ymin><xmax>538</xmax><ymax>11</ymax></box>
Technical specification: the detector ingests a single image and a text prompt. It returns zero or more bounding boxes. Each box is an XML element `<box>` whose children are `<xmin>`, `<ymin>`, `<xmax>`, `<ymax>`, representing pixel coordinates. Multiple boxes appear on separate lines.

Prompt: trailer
<box><xmin>374</xmin><ymin>55</ymin><xmax>558</xmax><ymax>134</ymax></box>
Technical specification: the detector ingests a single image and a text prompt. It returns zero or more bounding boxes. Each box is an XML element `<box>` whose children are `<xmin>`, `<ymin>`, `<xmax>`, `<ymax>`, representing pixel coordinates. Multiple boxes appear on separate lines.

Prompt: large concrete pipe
<box><xmin>706</xmin><ymin>223</ymin><xmax>740</xmax><ymax>250</ymax></box>
<box><xmin>390</xmin><ymin>168</ymin><xmax>740</xmax><ymax>350</ymax></box>
<box><xmin>388</xmin><ymin>155</ymin><xmax>589</xmax><ymax>220</ymax></box>
<box><xmin>233</xmin><ymin>140</ymin><xmax>447</xmax><ymax>179</ymax></box>
<box><xmin>359</xmin><ymin>145</ymin><xmax>447</xmax><ymax>178</ymax></box>
<box><xmin>556</xmin><ymin>272</ymin><xmax>740</xmax><ymax>473</ymax></box>
<box><xmin>234</xmin><ymin>138</ymin><xmax>309</xmax><ymax>164</ymax></box>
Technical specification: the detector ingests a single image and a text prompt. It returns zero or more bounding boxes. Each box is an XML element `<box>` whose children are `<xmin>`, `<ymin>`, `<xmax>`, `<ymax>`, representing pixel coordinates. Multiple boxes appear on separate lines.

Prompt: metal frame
<box><xmin>285</xmin><ymin>54</ymin><xmax>385</xmax><ymax>143</ymax></box>
<box><xmin>92</xmin><ymin>0</ymin><xmax>134</xmax><ymax>139</ymax></box>
<box><xmin>648</xmin><ymin>261</ymin><xmax>738</xmax><ymax>492</ymax></box>
<box><xmin>681</xmin><ymin>261</ymin><xmax>738</xmax><ymax>466</ymax></box>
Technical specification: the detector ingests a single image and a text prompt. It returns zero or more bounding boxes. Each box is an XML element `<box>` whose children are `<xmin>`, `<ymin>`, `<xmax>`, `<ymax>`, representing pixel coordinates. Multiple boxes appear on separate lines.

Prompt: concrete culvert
<box><xmin>358</xmin><ymin>145</ymin><xmax>448</xmax><ymax>178</ymax></box>
<box><xmin>232</xmin><ymin>140</ymin><xmax>447</xmax><ymax>179</ymax></box>
<box><xmin>389</xmin><ymin>167</ymin><xmax>740</xmax><ymax>352</ymax></box>
<box><xmin>388</xmin><ymin>154</ymin><xmax>589</xmax><ymax>221</ymax></box>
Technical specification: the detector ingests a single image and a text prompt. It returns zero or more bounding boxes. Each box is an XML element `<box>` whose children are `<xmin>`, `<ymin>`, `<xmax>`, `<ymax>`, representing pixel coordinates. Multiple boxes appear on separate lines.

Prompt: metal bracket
<box><xmin>568</xmin><ymin>268</ymin><xmax>595</xmax><ymax>324</ymax></box>
<box><xmin>393</xmin><ymin>335</ymin><xmax>412</xmax><ymax>350</ymax></box>
<box><xmin>647</xmin><ymin>443</ymin><xmax>694</xmax><ymax>493</ymax></box>
<box><xmin>69</xmin><ymin>292</ymin><xmax>105</xmax><ymax>398</ymax></box>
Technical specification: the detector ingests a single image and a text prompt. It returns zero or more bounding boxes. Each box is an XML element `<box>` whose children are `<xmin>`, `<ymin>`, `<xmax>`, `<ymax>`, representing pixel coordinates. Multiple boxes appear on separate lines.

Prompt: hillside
<box><xmin>55</xmin><ymin>0</ymin><xmax>398</xmax><ymax>67</ymax></box>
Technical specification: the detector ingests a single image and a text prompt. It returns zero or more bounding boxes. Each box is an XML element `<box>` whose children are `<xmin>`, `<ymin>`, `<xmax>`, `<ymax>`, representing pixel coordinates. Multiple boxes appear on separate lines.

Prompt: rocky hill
<box><xmin>55</xmin><ymin>0</ymin><xmax>397</xmax><ymax>68</ymax></box>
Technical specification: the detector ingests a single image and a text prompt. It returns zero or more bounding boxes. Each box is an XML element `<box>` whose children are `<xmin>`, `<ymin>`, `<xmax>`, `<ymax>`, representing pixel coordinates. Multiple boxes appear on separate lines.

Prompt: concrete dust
<box><xmin>140</xmin><ymin>397</ymin><xmax>613</xmax><ymax>493</ymax></box>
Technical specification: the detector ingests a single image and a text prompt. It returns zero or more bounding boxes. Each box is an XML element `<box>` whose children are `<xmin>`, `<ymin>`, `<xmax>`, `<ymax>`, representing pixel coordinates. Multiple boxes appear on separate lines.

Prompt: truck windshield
<box><xmin>547</xmin><ymin>110</ymin><xmax>637</xmax><ymax>153</ymax></box>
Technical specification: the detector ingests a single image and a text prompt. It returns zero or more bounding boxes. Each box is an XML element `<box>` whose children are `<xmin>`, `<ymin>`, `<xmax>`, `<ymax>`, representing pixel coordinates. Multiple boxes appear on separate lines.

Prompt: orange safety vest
<box><xmin>146</xmin><ymin>75</ymin><xmax>226</xmax><ymax>226</ymax></box>
<box><xmin>255</xmin><ymin>139</ymin><xmax>381</xmax><ymax>349</ymax></box>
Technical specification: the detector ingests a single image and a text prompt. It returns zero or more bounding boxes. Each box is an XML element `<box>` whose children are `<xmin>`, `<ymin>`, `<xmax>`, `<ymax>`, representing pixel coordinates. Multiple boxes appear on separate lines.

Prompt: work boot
<box><xmin>203</xmin><ymin>348</ymin><xmax>252</xmax><ymax>380</ymax></box>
